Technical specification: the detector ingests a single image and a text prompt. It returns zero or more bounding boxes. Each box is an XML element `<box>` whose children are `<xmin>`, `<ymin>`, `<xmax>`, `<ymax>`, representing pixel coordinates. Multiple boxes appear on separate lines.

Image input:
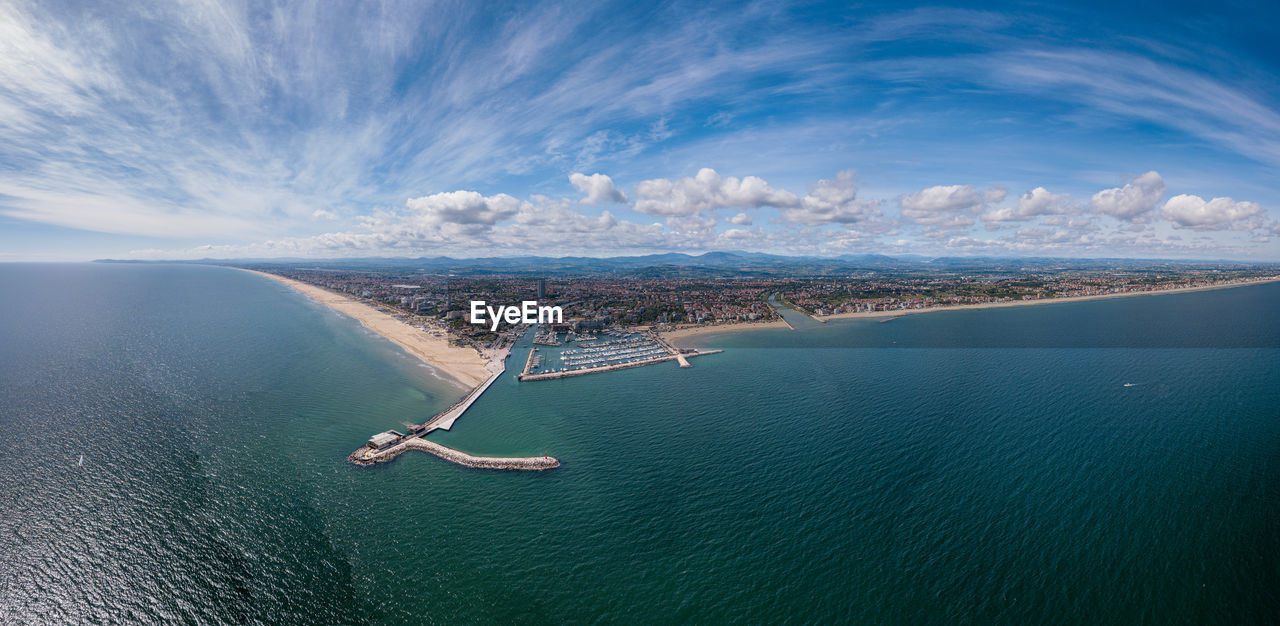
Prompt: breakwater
<box><xmin>346</xmin><ymin>358</ymin><xmax>548</xmax><ymax>470</ymax></box>
<box><xmin>428</xmin><ymin>364</ymin><xmax>504</xmax><ymax>430</ymax></box>
<box><xmin>348</xmin><ymin>437</ymin><xmax>559</xmax><ymax>470</ymax></box>
<box><xmin>521</xmin><ymin>345</ymin><xmax>538</xmax><ymax>377</ymax></box>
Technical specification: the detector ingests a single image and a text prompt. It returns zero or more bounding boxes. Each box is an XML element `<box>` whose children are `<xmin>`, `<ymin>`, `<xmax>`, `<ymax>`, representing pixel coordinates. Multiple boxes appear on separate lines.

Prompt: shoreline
<box><xmin>816</xmin><ymin>276</ymin><xmax>1280</xmax><ymax>322</ymax></box>
<box><xmin>239</xmin><ymin>269</ymin><xmax>491</xmax><ymax>389</ymax></box>
<box><xmin>662</xmin><ymin>276</ymin><xmax>1280</xmax><ymax>345</ymax></box>
<box><xmin>660</xmin><ymin>319</ymin><xmax>790</xmax><ymax>345</ymax></box>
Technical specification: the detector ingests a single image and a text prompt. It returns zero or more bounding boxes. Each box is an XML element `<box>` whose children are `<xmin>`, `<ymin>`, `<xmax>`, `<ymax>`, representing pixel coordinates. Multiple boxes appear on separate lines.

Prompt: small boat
<box><xmin>77</xmin><ymin>455</ymin><xmax>84</xmax><ymax>466</ymax></box>
<box><xmin>1123</xmin><ymin>382</ymin><xmax>1135</xmax><ymax>387</ymax></box>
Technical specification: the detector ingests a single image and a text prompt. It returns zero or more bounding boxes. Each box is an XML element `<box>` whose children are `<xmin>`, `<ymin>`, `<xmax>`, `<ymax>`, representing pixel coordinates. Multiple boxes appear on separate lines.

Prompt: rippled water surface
<box><xmin>1</xmin><ymin>264</ymin><xmax>1277</xmax><ymax>623</ymax></box>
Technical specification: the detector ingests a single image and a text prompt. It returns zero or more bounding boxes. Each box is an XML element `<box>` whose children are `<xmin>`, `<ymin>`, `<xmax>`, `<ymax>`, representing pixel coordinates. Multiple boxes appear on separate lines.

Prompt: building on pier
<box><xmin>368</xmin><ymin>430</ymin><xmax>403</xmax><ymax>451</ymax></box>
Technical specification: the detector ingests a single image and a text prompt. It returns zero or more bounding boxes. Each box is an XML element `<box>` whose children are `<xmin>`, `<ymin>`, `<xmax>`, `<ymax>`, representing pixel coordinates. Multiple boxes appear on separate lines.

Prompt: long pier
<box><xmin>428</xmin><ymin>364</ymin><xmax>504</xmax><ymax>431</ymax></box>
<box><xmin>347</xmin><ymin>356</ymin><xmax>559</xmax><ymax>470</ymax></box>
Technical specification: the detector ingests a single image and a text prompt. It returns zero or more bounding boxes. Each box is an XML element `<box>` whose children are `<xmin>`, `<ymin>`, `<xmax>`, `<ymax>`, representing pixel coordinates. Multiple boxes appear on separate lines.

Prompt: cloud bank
<box><xmin>124</xmin><ymin>167</ymin><xmax>1276</xmax><ymax>261</ymax></box>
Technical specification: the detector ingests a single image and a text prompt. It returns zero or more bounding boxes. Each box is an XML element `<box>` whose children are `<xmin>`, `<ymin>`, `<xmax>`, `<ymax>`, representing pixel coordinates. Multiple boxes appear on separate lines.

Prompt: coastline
<box><xmin>662</xmin><ymin>276</ymin><xmax>1280</xmax><ymax>346</ymax></box>
<box><xmin>660</xmin><ymin>319</ymin><xmax>790</xmax><ymax>345</ymax></box>
<box><xmin>815</xmin><ymin>276</ymin><xmax>1280</xmax><ymax>322</ymax></box>
<box><xmin>240</xmin><ymin>269</ymin><xmax>491</xmax><ymax>388</ymax></box>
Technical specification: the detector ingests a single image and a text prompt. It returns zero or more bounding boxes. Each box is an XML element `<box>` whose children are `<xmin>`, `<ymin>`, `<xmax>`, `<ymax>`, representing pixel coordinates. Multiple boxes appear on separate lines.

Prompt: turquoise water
<box><xmin>1</xmin><ymin>264</ymin><xmax>1277</xmax><ymax>623</ymax></box>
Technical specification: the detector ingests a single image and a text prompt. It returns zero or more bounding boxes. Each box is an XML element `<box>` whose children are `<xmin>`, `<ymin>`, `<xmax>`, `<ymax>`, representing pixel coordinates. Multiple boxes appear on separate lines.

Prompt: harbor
<box><xmin>348</xmin><ymin>355</ymin><xmax>559</xmax><ymax>470</ymax></box>
<box><xmin>518</xmin><ymin>328</ymin><xmax>722</xmax><ymax>381</ymax></box>
<box><xmin>349</xmin><ymin>325</ymin><xmax>721</xmax><ymax>467</ymax></box>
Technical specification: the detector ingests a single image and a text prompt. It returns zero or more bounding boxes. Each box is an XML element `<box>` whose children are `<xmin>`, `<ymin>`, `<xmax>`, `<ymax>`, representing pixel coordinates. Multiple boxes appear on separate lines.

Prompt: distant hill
<box><xmin>95</xmin><ymin>252</ymin><xmax>1277</xmax><ymax>278</ymax></box>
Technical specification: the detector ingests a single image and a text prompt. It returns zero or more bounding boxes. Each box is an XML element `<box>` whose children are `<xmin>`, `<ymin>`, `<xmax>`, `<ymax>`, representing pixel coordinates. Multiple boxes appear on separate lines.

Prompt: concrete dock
<box><xmin>653</xmin><ymin>331</ymin><xmax>691</xmax><ymax>367</ymax></box>
<box><xmin>520</xmin><ymin>345</ymin><xmax>538</xmax><ymax>378</ymax></box>
<box><xmin>429</xmin><ymin>364</ymin><xmax>504</xmax><ymax>431</ymax></box>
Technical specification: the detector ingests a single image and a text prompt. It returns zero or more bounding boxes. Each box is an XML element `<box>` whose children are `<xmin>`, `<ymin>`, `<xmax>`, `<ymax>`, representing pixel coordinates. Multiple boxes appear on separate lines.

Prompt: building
<box><xmin>367</xmin><ymin>431</ymin><xmax>403</xmax><ymax>451</ymax></box>
<box><xmin>537</xmin><ymin>279</ymin><xmax>547</xmax><ymax>299</ymax></box>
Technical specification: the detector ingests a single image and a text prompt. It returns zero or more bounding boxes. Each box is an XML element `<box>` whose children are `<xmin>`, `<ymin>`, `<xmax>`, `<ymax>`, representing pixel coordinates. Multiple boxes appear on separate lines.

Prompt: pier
<box><xmin>346</xmin><ymin>356</ymin><xmax>557</xmax><ymax>470</ymax></box>
<box><xmin>428</xmin><ymin>362</ymin><xmax>504</xmax><ymax>431</ymax></box>
<box><xmin>652</xmin><ymin>332</ymin><xmax>691</xmax><ymax>367</ymax></box>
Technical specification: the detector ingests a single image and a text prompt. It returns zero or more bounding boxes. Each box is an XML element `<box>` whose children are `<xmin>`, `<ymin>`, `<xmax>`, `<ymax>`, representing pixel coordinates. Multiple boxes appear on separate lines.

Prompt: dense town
<box><xmin>240</xmin><ymin>262</ymin><xmax>1279</xmax><ymax>352</ymax></box>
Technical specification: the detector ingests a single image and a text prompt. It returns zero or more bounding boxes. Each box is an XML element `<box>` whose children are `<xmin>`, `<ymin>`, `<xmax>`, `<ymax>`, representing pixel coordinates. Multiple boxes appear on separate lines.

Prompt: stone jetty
<box><xmin>348</xmin><ymin>437</ymin><xmax>559</xmax><ymax>470</ymax></box>
<box><xmin>346</xmin><ymin>356</ymin><xmax>559</xmax><ymax>471</ymax></box>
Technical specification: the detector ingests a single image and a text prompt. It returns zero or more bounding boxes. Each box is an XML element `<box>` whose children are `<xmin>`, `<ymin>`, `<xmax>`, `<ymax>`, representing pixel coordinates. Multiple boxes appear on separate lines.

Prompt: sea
<box><xmin>1</xmin><ymin>263</ymin><xmax>1276</xmax><ymax>624</ymax></box>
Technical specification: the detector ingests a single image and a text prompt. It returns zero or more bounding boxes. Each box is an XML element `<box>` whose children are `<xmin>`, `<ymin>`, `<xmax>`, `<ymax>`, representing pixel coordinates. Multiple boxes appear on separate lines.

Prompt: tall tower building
<box><xmin>537</xmin><ymin>279</ymin><xmax>547</xmax><ymax>299</ymax></box>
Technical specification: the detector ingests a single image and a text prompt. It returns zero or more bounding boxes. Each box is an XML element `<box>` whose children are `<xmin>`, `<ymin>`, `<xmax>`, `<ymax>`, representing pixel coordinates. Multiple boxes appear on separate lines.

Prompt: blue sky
<box><xmin>2</xmin><ymin>0</ymin><xmax>1279</xmax><ymax>261</ymax></box>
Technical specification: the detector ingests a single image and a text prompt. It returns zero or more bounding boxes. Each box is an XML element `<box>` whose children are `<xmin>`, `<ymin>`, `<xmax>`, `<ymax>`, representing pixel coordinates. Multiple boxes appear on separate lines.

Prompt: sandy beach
<box><xmin>661</xmin><ymin>319</ymin><xmax>790</xmax><ymax>345</ymax></box>
<box><xmin>242</xmin><ymin>269</ymin><xmax>490</xmax><ymax>388</ymax></box>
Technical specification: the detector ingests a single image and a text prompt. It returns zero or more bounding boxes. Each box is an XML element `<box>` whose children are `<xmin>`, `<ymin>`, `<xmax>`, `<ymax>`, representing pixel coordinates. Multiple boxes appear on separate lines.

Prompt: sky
<box><xmin>2</xmin><ymin>0</ymin><xmax>1279</xmax><ymax>261</ymax></box>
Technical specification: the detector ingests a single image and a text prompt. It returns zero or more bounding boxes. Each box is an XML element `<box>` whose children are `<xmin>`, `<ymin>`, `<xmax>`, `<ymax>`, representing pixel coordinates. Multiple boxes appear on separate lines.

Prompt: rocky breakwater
<box><xmin>348</xmin><ymin>437</ymin><xmax>560</xmax><ymax>471</ymax></box>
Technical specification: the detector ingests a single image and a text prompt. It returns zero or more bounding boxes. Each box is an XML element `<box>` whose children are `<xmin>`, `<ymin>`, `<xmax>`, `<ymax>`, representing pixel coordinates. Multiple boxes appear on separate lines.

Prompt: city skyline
<box><xmin>3</xmin><ymin>1</ymin><xmax>1280</xmax><ymax>261</ymax></box>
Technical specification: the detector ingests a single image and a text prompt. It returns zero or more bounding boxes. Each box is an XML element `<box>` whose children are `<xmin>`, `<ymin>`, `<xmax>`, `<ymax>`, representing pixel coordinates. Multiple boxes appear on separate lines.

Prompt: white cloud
<box><xmin>780</xmin><ymin>171</ymin><xmax>882</xmax><ymax>225</ymax></box>
<box><xmin>1041</xmin><ymin>215</ymin><xmax>1099</xmax><ymax>233</ymax></box>
<box><xmin>83</xmin><ymin>169</ymin><xmax>1273</xmax><ymax>262</ymax></box>
<box><xmin>902</xmin><ymin>185</ymin><xmax>980</xmax><ymax>212</ymax></box>
<box><xmin>1160</xmin><ymin>194</ymin><xmax>1264</xmax><ymax>230</ymax></box>
<box><xmin>0</xmin><ymin>0</ymin><xmax>856</xmax><ymax>245</ymax></box>
<box><xmin>922</xmin><ymin>215</ymin><xmax>978</xmax><ymax>229</ymax></box>
<box><xmin>978</xmin><ymin>49</ymin><xmax>1280</xmax><ymax>169</ymax></box>
<box><xmin>900</xmin><ymin>184</ymin><xmax>1005</xmax><ymax>227</ymax></box>
<box><xmin>1090</xmin><ymin>171</ymin><xmax>1165</xmax><ymax>221</ymax></box>
<box><xmin>569</xmin><ymin>172</ymin><xmax>628</xmax><ymax>205</ymax></box>
<box><xmin>706</xmin><ymin>111</ymin><xmax>734</xmax><ymax>127</ymax></box>
<box><xmin>982</xmin><ymin>186</ymin><xmax>1072</xmax><ymax>222</ymax></box>
<box><xmin>633</xmin><ymin>168</ymin><xmax>798</xmax><ymax>217</ymax></box>
<box><xmin>5</xmin><ymin>1</ymin><xmax>1278</xmax><ymax>263</ymax></box>
<box><xmin>405</xmin><ymin>191</ymin><xmax>521</xmax><ymax>226</ymax></box>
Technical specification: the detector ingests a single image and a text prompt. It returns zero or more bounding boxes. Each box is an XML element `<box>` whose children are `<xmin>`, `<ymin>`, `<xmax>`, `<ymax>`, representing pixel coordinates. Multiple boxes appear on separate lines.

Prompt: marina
<box><xmin>518</xmin><ymin>328</ymin><xmax>721</xmax><ymax>381</ymax></box>
<box><xmin>532</xmin><ymin>328</ymin><xmax>561</xmax><ymax>346</ymax></box>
